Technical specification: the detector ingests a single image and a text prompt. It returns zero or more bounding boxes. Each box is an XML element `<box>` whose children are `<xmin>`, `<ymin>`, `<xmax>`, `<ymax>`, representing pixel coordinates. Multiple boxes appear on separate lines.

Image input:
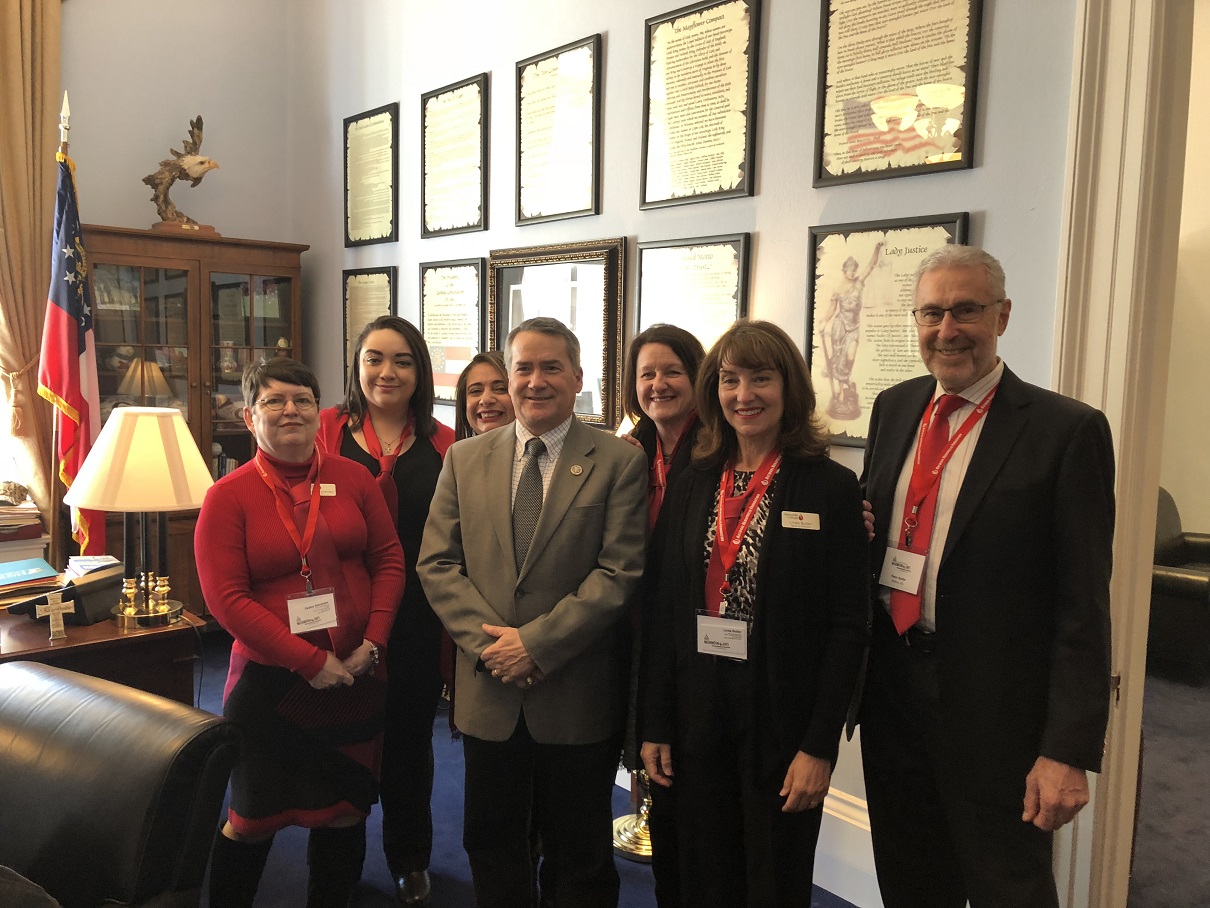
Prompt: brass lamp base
<box><xmin>612</xmin><ymin>770</ymin><xmax>653</xmax><ymax>863</ymax></box>
<box><xmin>612</xmin><ymin>812</ymin><xmax>653</xmax><ymax>863</ymax></box>
<box><xmin>112</xmin><ymin>599</ymin><xmax>184</xmax><ymax>629</ymax></box>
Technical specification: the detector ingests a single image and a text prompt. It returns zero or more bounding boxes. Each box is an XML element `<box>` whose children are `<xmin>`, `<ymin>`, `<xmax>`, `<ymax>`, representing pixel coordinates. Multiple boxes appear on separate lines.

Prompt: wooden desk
<box><xmin>0</xmin><ymin>608</ymin><xmax>204</xmax><ymax>705</ymax></box>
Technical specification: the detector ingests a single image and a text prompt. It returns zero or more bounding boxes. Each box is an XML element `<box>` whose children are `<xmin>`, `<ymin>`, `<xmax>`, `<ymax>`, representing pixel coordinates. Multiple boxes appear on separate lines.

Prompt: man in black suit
<box><xmin>860</xmin><ymin>245</ymin><xmax>1114</xmax><ymax>907</ymax></box>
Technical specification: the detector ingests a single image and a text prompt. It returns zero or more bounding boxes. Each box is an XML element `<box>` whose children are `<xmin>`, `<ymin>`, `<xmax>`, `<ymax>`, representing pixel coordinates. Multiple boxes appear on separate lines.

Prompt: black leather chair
<box><xmin>0</xmin><ymin>662</ymin><xmax>239</xmax><ymax>907</ymax></box>
<box><xmin>1149</xmin><ymin>487</ymin><xmax>1210</xmax><ymax>683</ymax></box>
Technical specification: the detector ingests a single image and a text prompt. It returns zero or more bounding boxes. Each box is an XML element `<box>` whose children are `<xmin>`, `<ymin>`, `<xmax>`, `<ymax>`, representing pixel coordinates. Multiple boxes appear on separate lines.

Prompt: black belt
<box><xmin>875</xmin><ymin>609</ymin><xmax>938</xmax><ymax>654</ymax></box>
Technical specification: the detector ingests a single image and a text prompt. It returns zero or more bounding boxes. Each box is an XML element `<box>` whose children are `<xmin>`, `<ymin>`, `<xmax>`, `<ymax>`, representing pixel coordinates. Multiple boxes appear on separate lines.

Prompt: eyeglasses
<box><xmin>255</xmin><ymin>395</ymin><xmax>317</xmax><ymax>411</ymax></box>
<box><xmin>911</xmin><ymin>301</ymin><xmax>1002</xmax><ymax>327</ymax></box>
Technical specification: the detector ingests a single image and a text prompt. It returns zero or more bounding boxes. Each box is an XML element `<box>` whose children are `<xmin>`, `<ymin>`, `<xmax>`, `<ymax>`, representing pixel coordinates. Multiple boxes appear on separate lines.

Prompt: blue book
<box><xmin>0</xmin><ymin>557</ymin><xmax>59</xmax><ymax>589</ymax></box>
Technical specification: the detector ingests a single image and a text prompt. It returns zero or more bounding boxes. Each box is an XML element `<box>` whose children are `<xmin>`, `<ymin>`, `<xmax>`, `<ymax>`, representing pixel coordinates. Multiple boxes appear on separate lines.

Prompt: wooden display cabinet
<box><xmin>83</xmin><ymin>225</ymin><xmax>309</xmax><ymax>617</ymax></box>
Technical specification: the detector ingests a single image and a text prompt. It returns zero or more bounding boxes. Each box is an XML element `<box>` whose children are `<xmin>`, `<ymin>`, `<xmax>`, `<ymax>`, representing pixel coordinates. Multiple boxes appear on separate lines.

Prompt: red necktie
<box><xmin>889</xmin><ymin>394</ymin><xmax>965</xmax><ymax>633</ymax></box>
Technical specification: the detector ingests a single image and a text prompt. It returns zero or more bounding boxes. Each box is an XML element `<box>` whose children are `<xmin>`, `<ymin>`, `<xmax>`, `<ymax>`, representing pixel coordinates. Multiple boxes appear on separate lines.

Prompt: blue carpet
<box><xmin>195</xmin><ymin>629</ymin><xmax>855</xmax><ymax>907</ymax></box>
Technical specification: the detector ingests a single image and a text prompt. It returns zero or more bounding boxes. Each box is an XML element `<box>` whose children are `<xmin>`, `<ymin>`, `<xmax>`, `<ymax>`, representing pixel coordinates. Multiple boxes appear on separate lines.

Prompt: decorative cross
<box><xmin>36</xmin><ymin>591</ymin><xmax>74</xmax><ymax>640</ymax></box>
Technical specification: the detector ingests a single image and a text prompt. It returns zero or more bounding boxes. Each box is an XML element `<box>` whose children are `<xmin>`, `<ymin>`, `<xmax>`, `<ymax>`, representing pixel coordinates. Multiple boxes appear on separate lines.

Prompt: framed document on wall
<box><xmin>344</xmin><ymin>103</ymin><xmax>399</xmax><ymax>246</ymax></box>
<box><xmin>516</xmin><ymin>34</ymin><xmax>602</xmax><ymax>225</ymax></box>
<box><xmin>421</xmin><ymin>74</ymin><xmax>489</xmax><ymax>237</ymax></box>
<box><xmin>807</xmin><ymin>213</ymin><xmax>968</xmax><ymax>445</ymax></box>
<box><xmin>343</xmin><ymin>267</ymin><xmax>397</xmax><ymax>374</ymax></box>
<box><xmin>420</xmin><ymin>258</ymin><xmax>485</xmax><ymax>403</ymax></box>
<box><xmin>488</xmin><ymin>238</ymin><xmax>625</xmax><ymax>428</ymax></box>
<box><xmin>813</xmin><ymin>0</ymin><xmax>983</xmax><ymax>186</ymax></box>
<box><xmin>637</xmin><ymin>233</ymin><xmax>750</xmax><ymax>352</ymax></box>
<box><xmin>641</xmin><ymin>0</ymin><xmax>761</xmax><ymax>209</ymax></box>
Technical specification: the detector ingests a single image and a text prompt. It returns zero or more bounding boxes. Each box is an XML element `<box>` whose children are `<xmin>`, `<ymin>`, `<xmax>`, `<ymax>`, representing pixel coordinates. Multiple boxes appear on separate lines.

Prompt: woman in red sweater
<box><xmin>316</xmin><ymin>316</ymin><xmax>455</xmax><ymax>905</ymax></box>
<box><xmin>197</xmin><ymin>357</ymin><xmax>405</xmax><ymax>907</ymax></box>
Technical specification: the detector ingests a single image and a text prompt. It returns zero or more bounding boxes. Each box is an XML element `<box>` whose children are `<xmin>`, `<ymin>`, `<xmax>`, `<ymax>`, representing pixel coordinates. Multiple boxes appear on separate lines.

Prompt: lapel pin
<box><xmin>570</xmin><ymin>464</ymin><xmax>583</xmax><ymax>475</ymax></box>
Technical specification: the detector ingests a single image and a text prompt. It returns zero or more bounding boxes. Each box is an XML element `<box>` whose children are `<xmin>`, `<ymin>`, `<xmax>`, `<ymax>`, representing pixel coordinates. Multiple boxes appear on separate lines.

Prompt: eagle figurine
<box><xmin>142</xmin><ymin>116</ymin><xmax>220</xmax><ymax>226</ymax></box>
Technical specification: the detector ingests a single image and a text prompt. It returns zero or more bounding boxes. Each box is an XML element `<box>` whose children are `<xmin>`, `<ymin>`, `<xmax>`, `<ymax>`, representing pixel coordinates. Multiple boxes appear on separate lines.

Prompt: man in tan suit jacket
<box><xmin>419</xmin><ymin>317</ymin><xmax>647</xmax><ymax>908</ymax></box>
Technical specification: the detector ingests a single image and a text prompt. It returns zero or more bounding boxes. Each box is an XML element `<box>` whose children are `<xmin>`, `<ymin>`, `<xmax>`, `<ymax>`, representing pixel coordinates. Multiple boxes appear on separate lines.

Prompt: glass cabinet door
<box><xmin>209</xmin><ymin>272</ymin><xmax>295</xmax><ymax>477</ymax></box>
<box><xmin>92</xmin><ymin>264</ymin><xmax>191</xmax><ymax>426</ymax></box>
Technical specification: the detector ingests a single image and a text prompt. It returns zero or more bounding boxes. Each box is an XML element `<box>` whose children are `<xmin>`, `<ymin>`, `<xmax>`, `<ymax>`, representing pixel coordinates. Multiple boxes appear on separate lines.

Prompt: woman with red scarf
<box><xmin>640</xmin><ymin>321</ymin><xmax>868</xmax><ymax>907</ymax></box>
<box><xmin>197</xmin><ymin>357</ymin><xmax>405</xmax><ymax>907</ymax></box>
<box><xmin>317</xmin><ymin>316</ymin><xmax>455</xmax><ymax>905</ymax></box>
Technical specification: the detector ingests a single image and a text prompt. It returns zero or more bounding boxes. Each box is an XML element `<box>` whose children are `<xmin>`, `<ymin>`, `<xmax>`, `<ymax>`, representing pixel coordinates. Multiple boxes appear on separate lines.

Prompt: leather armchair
<box><xmin>1149</xmin><ymin>487</ymin><xmax>1210</xmax><ymax>682</ymax></box>
<box><xmin>0</xmin><ymin>662</ymin><xmax>239</xmax><ymax>907</ymax></box>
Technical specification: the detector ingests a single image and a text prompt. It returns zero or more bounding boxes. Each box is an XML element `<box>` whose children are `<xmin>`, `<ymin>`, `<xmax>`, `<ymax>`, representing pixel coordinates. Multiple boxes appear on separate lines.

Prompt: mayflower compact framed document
<box><xmin>421</xmin><ymin>74</ymin><xmax>488</xmax><ymax>237</ymax></box>
<box><xmin>641</xmin><ymin>0</ymin><xmax>761</xmax><ymax>208</ymax></box>
<box><xmin>813</xmin><ymin>0</ymin><xmax>982</xmax><ymax>186</ymax></box>
<box><xmin>344</xmin><ymin>103</ymin><xmax>399</xmax><ymax>246</ymax></box>
<box><xmin>807</xmin><ymin>213</ymin><xmax>968</xmax><ymax>445</ymax></box>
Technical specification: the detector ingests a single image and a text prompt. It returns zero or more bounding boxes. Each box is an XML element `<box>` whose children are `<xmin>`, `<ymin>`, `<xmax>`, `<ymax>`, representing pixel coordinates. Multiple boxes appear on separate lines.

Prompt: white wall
<box><xmin>1161</xmin><ymin>0</ymin><xmax>1210</xmax><ymax>530</ymax></box>
<box><xmin>62</xmin><ymin>1</ymin><xmax>1081</xmax><ymax>904</ymax></box>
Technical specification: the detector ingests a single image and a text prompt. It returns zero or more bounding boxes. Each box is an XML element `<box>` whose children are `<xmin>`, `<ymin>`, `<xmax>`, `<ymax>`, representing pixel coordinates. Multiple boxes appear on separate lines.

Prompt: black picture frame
<box><xmin>807</xmin><ymin>212</ymin><xmax>969</xmax><ymax>445</ymax></box>
<box><xmin>344</xmin><ymin>102</ymin><xmax>400</xmax><ymax>246</ymax></box>
<box><xmin>342</xmin><ymin>266</ymin><xmax>397</xmax><ymax>376</ymax></box>
<box><xmin>421</xmin><ymin>74</ymin><xmax>489</xmax><ymax>237</ymax></box>
<box><xmin>813</xmin><ymin>0</ymin><xmax>983</xmax><ymax>187</ymax></box>
<box><xmin>419</xmin><ymin>258</ymin><xmax>486</xmax><ymax>403</ymax></box>
<box><xmin>641</xmin><ymin>0</ymin><xmax>761</xmax><ymax>209</ymax></box>
<box><xmin>488</xmin><ymin>237</ymin><xmax>625</xmax><ymax>428</ymax></box>
<box><xmin>515</xmin><ymin>34</ymin><xmax>603</xmax><ymax>225</ymax></box>
<box><xmin>637</xmin><ymin>233</ymin><xmax>750</xmax><ymax>351</ymax></box>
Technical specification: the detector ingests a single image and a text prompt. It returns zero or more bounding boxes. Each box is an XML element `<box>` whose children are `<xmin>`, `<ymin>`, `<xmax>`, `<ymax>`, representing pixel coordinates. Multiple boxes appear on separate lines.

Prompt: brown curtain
<box><xmin>0</xmin><ymin>0</ymin><xmax>61</xmax><ymax>555</ymax></box>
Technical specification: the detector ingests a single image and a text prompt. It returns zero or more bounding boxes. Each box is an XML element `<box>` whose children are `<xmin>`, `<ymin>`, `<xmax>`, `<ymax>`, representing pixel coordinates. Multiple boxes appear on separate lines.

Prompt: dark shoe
<box><xmin>394</xmin><ymin>870</ymin><xmax>431</xmax><ymax>904</ymax></box>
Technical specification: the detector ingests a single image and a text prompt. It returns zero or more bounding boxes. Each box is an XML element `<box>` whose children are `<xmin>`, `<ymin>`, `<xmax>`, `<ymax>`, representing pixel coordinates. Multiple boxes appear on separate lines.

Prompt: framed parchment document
<box><xmin>807</xmin><ymin>213</ymin><xmax>968</xmax><ymax>445</ymax></box>
<box><xmin>516</xmin><ymin>35</ymin><xmax>602</xmax><ymax>224</ymax></box>
<box><xmin>642</xmin><ymin>0</ymin><xmax>761</xmax><ymax>209</ymax></box>
<box><xmin>488</xmin><ymin>238</ymin><xmax>625</xmax><ymax>428</ymax></box>
<box><xmin>422</xmin><ymin>74</ymin><xmax>489</xmax><ymax>237</ymax></box>
<box><xmin>420</xmin><ymin>258</ymin><xmax>485</xmax><ymax>403</ymax></box>
<box><xmin>344</xmin><ymin>103</ymin><xmax>399</xmax><ymax>246</ymax></box>
<box><xmin>343</xmin><ymin>267</ymin><xmax>397</xmax><ymax>375</ymax></box>
<box><xmin>637</xmin><ymin>233</ymin><xmax>750</xmax><ymax>352</ymax></box>
<box><xmin>814</xmin><ymin>0</ymin><xmax>983</xmax><ymax>186</ymax></box>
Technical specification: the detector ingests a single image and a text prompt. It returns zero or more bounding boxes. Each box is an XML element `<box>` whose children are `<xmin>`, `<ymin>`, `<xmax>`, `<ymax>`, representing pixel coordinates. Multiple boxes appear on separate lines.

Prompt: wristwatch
<box><xmin>367</xmin><ymin>641</ymin><xmax>380</xmax><ymax>668</ymax></box>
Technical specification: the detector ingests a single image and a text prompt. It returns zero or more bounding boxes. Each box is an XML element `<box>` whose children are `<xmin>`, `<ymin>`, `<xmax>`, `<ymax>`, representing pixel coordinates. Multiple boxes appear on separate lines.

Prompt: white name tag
<box><xmin>781</xmin><ymin>510</ymin><xmax>820</xmax><ymax>530</ymax></box>
<box><xmin>879</xmin><ymin>548</ymin><xmax>926</xmax><ymax>594</ymax></box>
<box><xmin>287</xmin><ymin>587</ymin><xmax>339</xmax><ymax>633</ymax></box>
<box><xmin>311</xmin><ymin>483</ymin><xmax>337</xmax><ymax>497</ymax></box>
<box><xmin>696</xmin><ymin>613</ymin><xmax>749</xmax><ymax>660</ymax></box>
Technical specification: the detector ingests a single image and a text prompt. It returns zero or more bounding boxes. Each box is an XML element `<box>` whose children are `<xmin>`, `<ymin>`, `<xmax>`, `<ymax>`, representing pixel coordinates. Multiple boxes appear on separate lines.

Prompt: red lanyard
<box><xmin>254</xmin><ymin>450</ymin><xmax>324</xmax><ymax>591</ymax></box>
<box><xmin>648</xmin><ymin>416</ymin><xmax>696</xmax><ymax>530</ymax></box>
<box><xmin>905</xmin><ymin>386</ymin><xmax>997</xmax><ymax>504</ymax></box>
<box><xmin>705</xmin><ymin>449</ymin><xmax>781</xmax><ymax>615</ymax></box>
<box><xmin>361</xmin><ymin>413</ymin><xmax>413</xmax><ymax>464</ymax></box>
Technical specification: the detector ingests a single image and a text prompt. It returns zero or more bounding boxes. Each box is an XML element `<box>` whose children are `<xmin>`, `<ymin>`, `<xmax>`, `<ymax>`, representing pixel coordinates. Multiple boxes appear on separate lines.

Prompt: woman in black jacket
<box><xmin>640</xmin><ymin>319</ymin><xmax>868</xmax><ymax>908</ymax></box>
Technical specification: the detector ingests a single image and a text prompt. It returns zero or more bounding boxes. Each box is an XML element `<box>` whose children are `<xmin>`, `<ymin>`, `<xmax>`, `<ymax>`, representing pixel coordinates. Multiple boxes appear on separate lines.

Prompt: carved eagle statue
<box><xmin>142</xmin><ymin>116</ymin><xmax>220</xmax><ymax>225</ymax></box>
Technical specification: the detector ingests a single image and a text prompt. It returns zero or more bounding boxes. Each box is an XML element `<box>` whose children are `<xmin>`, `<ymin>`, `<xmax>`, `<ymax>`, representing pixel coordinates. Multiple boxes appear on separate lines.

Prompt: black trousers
<box><xmin>379</xmin><ymin>598</ymin><xmax>444</xmax><ymax>875</ymax></box>
<box><xmin>673</xmin><ymin>657</ymin><xmax>823</xmax><ymax>908</ymax></box>
<box><xmin>462</xmin><ymin>714</ymin><xmax>621</xmax><ymax>908</ymax></box>
<box><xmin>860</xmin><ymin>609</ymin><xmax>1059</xmax><ymax>908</ymax></box>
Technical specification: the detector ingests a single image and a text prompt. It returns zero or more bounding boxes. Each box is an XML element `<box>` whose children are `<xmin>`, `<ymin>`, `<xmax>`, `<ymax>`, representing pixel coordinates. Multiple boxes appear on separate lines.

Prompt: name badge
<box><xmin>311</xmin><ymin>483</ymin><xmax>337</xmax><ymax>497</ymax></box>
<box><xmin>879</xmin><ymin>548</ymin><xmax>926</xmax><ymax>594</ymax></box>
<box><xmin>696</xmin><ymin>613</ymin><xmax>749</xmax><ymax>661</ymax></box>
<box><xmin>781</xmin><ymin>510</ymin><xmax>820</xmax><ymax>530</ymax></box>
<box><xmin>287</xmin><ymin>587</ymin><xmax>339</xmax><ymax>633</ymax></box>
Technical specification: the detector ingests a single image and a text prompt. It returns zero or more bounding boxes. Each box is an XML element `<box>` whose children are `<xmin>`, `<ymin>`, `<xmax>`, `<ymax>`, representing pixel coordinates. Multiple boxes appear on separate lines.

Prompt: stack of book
<box><xmin>66</xmin><ymin>554</ymin><xmax>122</xmax><ymax>578</ymax></box>
<box><xmin>0</xmin><ymin>557</ymin><xmax>61</xmax><ymax>604</ymax></box>
<box><xmin>0</xmin><ymin>500</ymin><xmax>43</xmax><ymax>544</ymax></box>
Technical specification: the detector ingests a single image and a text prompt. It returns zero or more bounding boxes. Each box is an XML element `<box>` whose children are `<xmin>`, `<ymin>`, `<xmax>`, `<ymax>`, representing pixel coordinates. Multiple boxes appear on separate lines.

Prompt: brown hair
<box><xmin>241</xmin><ymin>356</ymin><xmax>319</xmax><ymax>408</ymax></box>
<box><xmin>621</xmin><ymin>324</ymin><xmax>706</xmax><ymax>425</ymax></box>
<box><xmin>338</xmin><ymin>315</ymin><xmax>440</xmax><ymax>438</ymax></box>
<box><xmin>454</xmin><ymin>350</ymin><xmax>508</xmax><ymax>440</ymax></box>
<box><xmin>693</xmin><ymin>319</ymin><xmax>829</xmax><ymax>468</ymax></box>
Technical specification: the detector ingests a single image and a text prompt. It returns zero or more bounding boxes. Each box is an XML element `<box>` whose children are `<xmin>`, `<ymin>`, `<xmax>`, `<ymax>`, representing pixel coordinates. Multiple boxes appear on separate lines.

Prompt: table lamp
<box><xmin>116</xmin><ymin>356</ymin><xmax>172</xmax><ymax>401</ymax></box>
<box><xmin>63</xmin><ymin>407</ymin><xmax>213</xmax><ymax>627</ymax></box>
